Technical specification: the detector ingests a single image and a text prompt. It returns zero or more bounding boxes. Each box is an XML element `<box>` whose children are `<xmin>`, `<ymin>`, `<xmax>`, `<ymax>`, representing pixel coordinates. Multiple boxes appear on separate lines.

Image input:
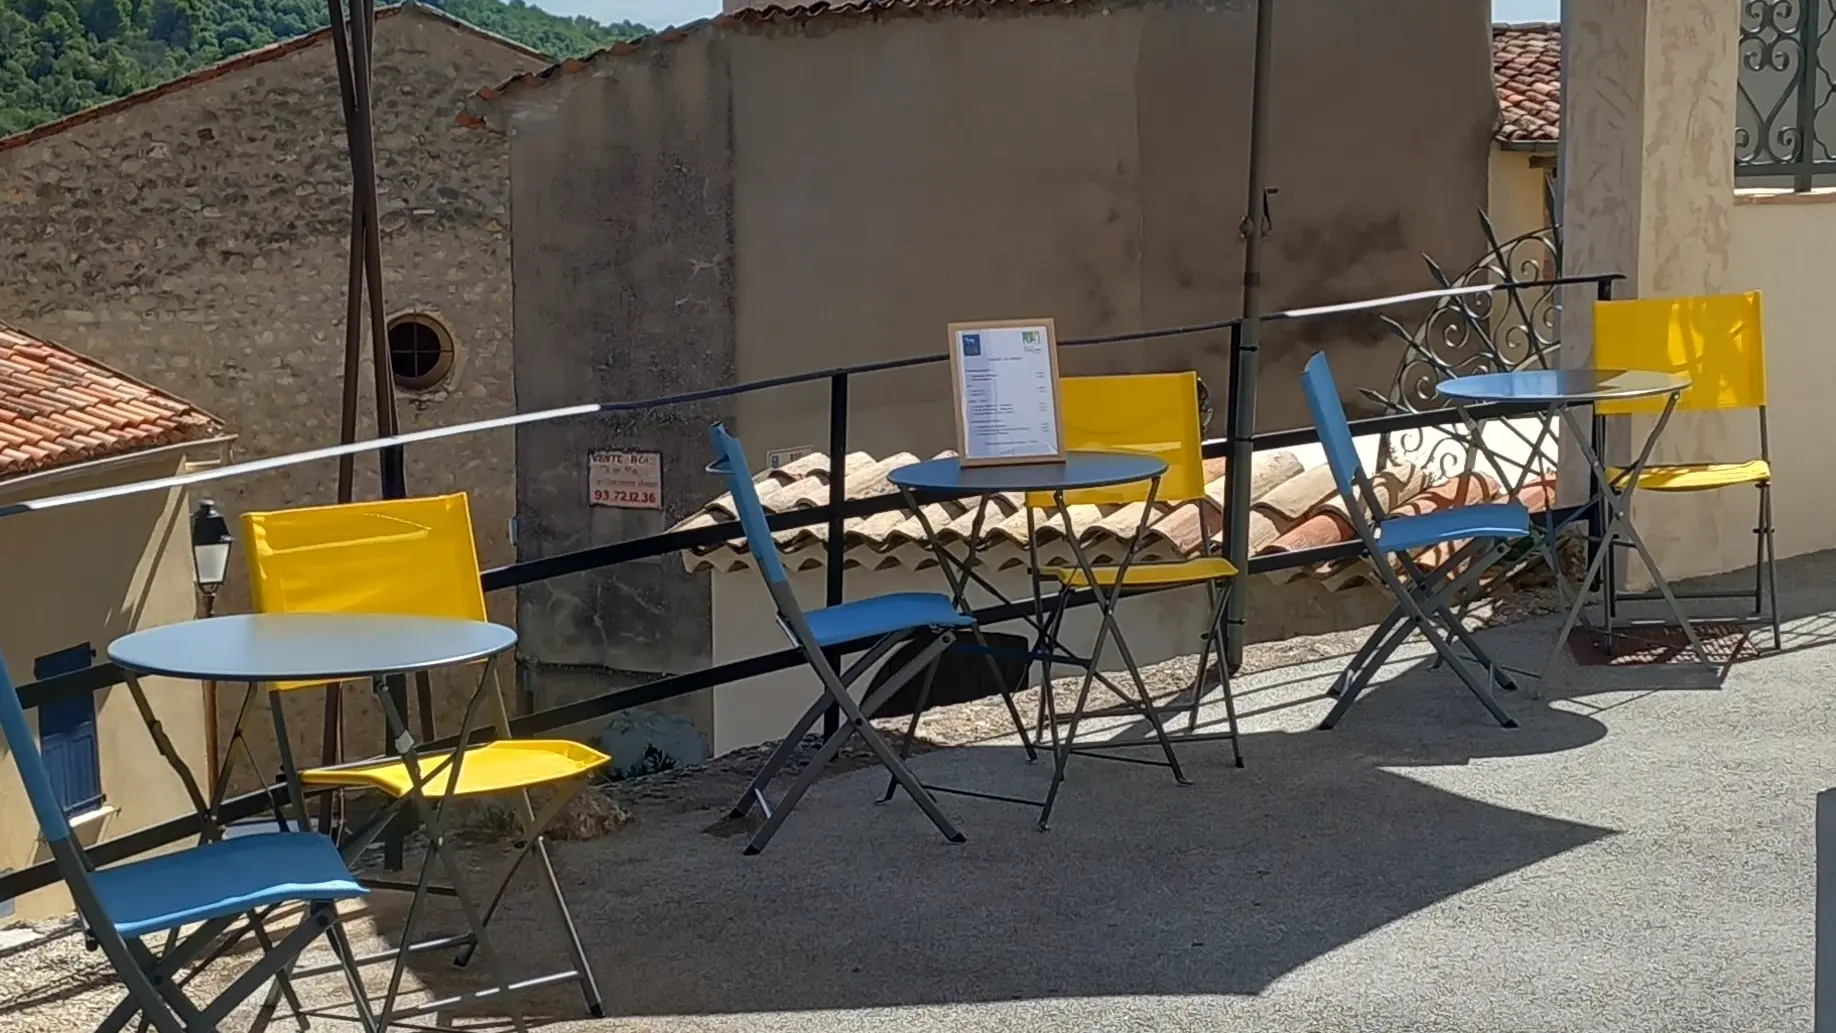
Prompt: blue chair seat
<box><xmin>804</xmin><ymin>592</ymin><xmax>975</xmax><ymax>648</ymax></box>
<box><xmin>94</xmin><ymin>832</ymin><xmax>366</xmax><ymax>938</ymax></box>
<box><xmin>1374</xmin><ymin>501</ymin><xmax>1532</xmax><ymax>555</ymax></box>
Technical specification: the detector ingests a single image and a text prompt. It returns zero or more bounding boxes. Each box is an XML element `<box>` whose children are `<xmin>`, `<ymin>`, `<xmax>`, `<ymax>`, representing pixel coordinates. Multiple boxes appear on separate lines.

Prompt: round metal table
<box><xmin>887</xmin><ymin>450</ymin><xmax>1178</xmax><ymax>829</ymax></box>
<box><xmin>108</xmin><ymin>612</ymin><xmax>517</xmax><ymax>683</ymax></box>
<box><xmin>106</xmin><ymin>611</ymin><xmax>518</xmax><ymax>851</ymax></box>
<box><xmin>1435</xmin><ymin>366</ymin><xmax>1706</xmax><ymax>686</ymax></box>
<box><xmin>1437</xmin><ymin>368</ymin><xmax>1691</xmax><ymax>406</ymax></box>
<box><xmin>887</xmin><ymin>451</ymin><xmax>1169</xmax><ymax>495</ymax></box>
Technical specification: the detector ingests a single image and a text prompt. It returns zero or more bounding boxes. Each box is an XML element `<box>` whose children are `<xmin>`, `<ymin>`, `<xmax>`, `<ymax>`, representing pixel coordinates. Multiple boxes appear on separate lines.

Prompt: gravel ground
<box><xmin>25</xmin><ymin>545</ymin><xmax>1800</xmax><ymax>1033</ymax></box>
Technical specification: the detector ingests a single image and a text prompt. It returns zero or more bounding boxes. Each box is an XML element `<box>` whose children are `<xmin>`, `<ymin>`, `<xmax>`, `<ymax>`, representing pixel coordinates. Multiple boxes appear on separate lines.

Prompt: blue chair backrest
<box><xmin>0</xmin><ymin>649</ymin><xmax>74</xmax><ymax>843</ymax></box>
<box><xmin>1300</xmin><ymin>352</ymin><xmax>1366</xmax><ymax>505</ymax></box>
<box><xmin>709</xmin><ymin>424</ymin><xmax>789</xmax><ymax>586</ymax></box>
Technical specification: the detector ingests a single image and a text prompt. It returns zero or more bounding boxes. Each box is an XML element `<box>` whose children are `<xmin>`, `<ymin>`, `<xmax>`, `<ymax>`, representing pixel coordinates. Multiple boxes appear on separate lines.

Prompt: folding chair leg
<box><xmin>448</xmin><ymin>781</ymin><xmax>606</xmax><ymax>1018</ymax></box>
<box><xmin>198</xmin><ymin>905</ymin><xmax>341</xmax><ymax>1029</ymax></box>
<box><xmin>746</xmin><ymin>634</ymin><xmax>963</xmax><ymax>854</ymax></box>
<box><xmin>1032</xmin><ymin>590</ymin><xmax>1071</xmax><ymax>746</ymax></box>
<box><xmin>729</xmin><ymin>634</ymin><xmax>909</xmax><ymax>821</ymax></box>
<box><xmin>1764</xmin><ymin>481</ymin><xmax>1783</xmax><ymax>651</ymax></box>
<box><xmin>1402</xmin><ymin>551</ymin><xmax>1521</xmax><ymax>694</ymax></box>
<box><xmin>1318</xmin><ymin>615</ymin><xmax>1415</xmax><ymax>729</ymax></box>
<box><xmin>325</xmin><ymin>916</ymin><xmax>383</xmax><ymax>1033</ymax></box>
<box><xmin>243</xmin><ymin>913</ymin><xmax>312</xmax><ymax>1033</ymax></box>
<box><xmin>1392</xmin><ymin>584</ymin><xmax>1516</xmax><ymax>727</ymax></box>
<box><xmin>1323</xmin><ymin>545</ymin><xmax>1511</xmax><ymax>729</ymax></box>
<box><xmin>1326</xmin><ymin>606</ymin><xmax>1406</xmax><ymax>700</ymax></box>
<box><xmin>531</xmin><ymin>836</ymin><xmax>605</xmax><ymax>1016</ymax></box>
<box><xmin>880</xmin><ymin>654</ymin><xmax>942</xmax><ymax>804</ymax></box>
<box><xmin>1194</xmin><ymin>583</ymin><xmax>1244</xmax><ymax>767</ymax></box>
<box><xmin>963</xmin><ymin>623</ymin><xmax>1037</xmax><ymax>761</ymax></box>
<box><xmin>729</xmin><ymin>691</ymin><xmax>834</xmax><ymax>821</ymax></box>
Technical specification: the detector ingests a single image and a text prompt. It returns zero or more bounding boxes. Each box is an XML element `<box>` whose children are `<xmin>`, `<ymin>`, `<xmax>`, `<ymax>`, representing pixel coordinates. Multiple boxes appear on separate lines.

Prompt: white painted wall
<box><xmin>1725</xmin><ymin>194</ymin><xmax>1836</xmax><ymax>565</ymax></box>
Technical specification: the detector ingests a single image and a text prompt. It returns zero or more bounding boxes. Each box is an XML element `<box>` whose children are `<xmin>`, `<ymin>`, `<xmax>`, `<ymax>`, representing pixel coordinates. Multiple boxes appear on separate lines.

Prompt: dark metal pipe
<box><xmin>823</xmin><ymin>373</ymin><xmax>849</xmax><ymax>740</ymax></box>
<box><xmin>320</xmin><ymin>0</ymin><xmax>364</xmax><ymax>841</ymax></box>
<box><xmin>1223</xmin><ymin>0</ymin><xmax>1277</xmax><ymax>671</ymax></box>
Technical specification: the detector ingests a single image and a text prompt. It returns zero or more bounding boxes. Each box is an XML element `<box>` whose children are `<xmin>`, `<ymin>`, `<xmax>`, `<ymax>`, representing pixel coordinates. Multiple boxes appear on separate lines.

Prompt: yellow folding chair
<box><xmin>240</xmin><ymin>493</ymin><xmax>609</xmax><ymax>1030</ymax></box>
<box><xmin>1594</xmin><ymin>291</ymin><xmax>1780</xmax><ymax>651</ymax></box>
<box><xmin>1026</xmin><ymin>373</ymin><xmax>1243</xmax><ymax>823</ymax></box>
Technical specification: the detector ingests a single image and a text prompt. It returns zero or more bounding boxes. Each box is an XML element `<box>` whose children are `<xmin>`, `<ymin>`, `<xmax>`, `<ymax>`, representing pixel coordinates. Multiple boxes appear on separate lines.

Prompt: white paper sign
<box><xmin>949</xmin><ymin>319</ymin><xmax>1063</xmax><ymax>465</ymax></box>
<box><xmin>588</xmin><ymin>450</ymin><xmax>661</xmax><ymax>509</ymax></box>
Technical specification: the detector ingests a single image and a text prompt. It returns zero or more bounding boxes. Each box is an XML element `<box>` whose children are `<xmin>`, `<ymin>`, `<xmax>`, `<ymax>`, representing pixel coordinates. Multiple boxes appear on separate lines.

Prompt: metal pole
<box><xmin>337</xmin><ymin>0</ymin><xmax>414</xmax><ymax>870</ymax></box>
<box><xmin>1590</xmin><ymin>277</ymin><xmax>1613</xmax><ymax>614</ymax></box>
<box><xmin>822</xmin><ymin>374</ymin><xmax>849</xmax><ymax>740</ymax></box>
<box><xmin>1797</xmin><ymin>2</ymin><xmax>1820</xmax><ymax>194</ymax></box>
<box><xmin>1223</xmin><ymin>0</ymin><xmax>1276</xmax><ymax>672</ymax></box>
<box><xmin>315</xmin><ymin>0</ymin><xmax>364</xmax><ymax>843</ymax></box>
<box><xmin>1820</xmin><ymin>788</ymin><xmax>1836</xmax><ymax>1032</ymax></box>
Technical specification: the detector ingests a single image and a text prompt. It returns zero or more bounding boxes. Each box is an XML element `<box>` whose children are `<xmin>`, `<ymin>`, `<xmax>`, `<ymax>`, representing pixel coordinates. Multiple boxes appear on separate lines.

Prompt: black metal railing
<box><xmin>1738</xmin><ymin>0</ymin><xmax>1836</xmax><ymax>190</ymax></box>
<box><xmin>0</xmin><ymin>271</ymin><xmax>1620</xmax><ymax>905</ymax></box>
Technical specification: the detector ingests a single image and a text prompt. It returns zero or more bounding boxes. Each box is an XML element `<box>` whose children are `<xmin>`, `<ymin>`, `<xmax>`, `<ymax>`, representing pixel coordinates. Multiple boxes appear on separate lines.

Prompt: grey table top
<box><xmin>887</xmin><ymin>451</ymin><xmax>1168</xmax><ymax>494</ymax></box>
<box><xmin>1437</xmin><ymin>368</ymin><xmax>1692</xmax><ymax>405</ymax></box>
<box><xmin>107</xmin><ymin>612</ymin><xmax>517</xmax><ymax>683</ymax></box>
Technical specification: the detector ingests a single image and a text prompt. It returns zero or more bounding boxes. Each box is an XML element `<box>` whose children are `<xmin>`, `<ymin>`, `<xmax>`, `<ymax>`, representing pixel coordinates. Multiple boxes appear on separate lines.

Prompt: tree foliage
<box><xmin>0</xmin><ymin>0</ymin><xmax>645</xmax><ymax>135</ymax></box>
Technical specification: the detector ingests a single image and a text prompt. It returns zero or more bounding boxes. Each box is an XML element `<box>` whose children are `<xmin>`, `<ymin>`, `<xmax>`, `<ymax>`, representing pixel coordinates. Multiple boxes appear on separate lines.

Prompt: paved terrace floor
<box><xmin>8</xmin><ymin>552</ymin><xmax>1836</xmax><ymax>1032</ymax></box>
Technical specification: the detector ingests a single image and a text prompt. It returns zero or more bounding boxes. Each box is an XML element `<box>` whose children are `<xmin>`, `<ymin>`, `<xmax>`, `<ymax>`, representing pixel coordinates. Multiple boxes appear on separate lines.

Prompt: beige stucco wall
<box><xmin>487</xmin><ymin>0</ymin><xmax>1495</xmax><ymax>721</ymax></box>
<box><xmin>1487</xmin><ymin>149</ymin><xmax>1552</xmax><ymax>248</ymax></box>
<box><xmin>0</xmin><ymin>453</ymin><xmax>212</xmax><ymax>923</ymax></box>
<box><xmin>1558</xmin><ymin>0</ymin><xmax>1746</xmax><ymax>587</ymax></box>
<box><xmin>726</xmin><ymin>0</ymin><xmax>1493</xmax><ymax>462</ymax></box>
<box><xmin>1725</xmin><ymin>193</ymin><xmax>1836</xmax><ymax>564</ymax></box>
<box><xmin>0</xmin><ymin>10</ymin><xmax>547</xmax><ymax>787</ymax></box>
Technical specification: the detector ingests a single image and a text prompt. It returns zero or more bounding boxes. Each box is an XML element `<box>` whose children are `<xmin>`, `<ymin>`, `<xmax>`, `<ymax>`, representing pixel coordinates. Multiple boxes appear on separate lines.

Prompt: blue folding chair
<box><xmin>0</xmin><ymin>654</ymin><xmax>376</xmax><ymax>1033</ymax></box>
<box><xmin>1300</xmin><ymin>353</ymin><xmax>1530</xmax><ymax>729</ymax></box>
<box><xmin>710</xmin><ymin>423</ymin><xmax>976</xmax><ymax>854</ymax></box>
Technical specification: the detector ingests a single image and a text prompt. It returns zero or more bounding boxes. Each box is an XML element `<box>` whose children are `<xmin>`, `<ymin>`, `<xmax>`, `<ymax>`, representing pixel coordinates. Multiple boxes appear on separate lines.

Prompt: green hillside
<box><xmin>0</xmin><ymin>0</ymin><xmax>645</xmax><ymax>135</ymax></box>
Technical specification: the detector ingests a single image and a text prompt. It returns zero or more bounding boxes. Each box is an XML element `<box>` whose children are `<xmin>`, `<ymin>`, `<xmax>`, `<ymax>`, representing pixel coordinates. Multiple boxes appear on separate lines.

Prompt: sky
<box><xmin>543</xmin><ymin>0</ymin><xmax>1563</xmax><ymax>31</ymax></box>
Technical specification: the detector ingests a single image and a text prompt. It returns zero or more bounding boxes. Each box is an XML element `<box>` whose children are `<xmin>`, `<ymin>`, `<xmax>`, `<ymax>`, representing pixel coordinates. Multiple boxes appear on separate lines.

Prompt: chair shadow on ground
<box><xmin>1525</xmin><ymin>546</ymin><xmax>1836</xmax><ymax>696</ymax></box>
<box><xmin>353</xmin><ymin>626</ymin><xmax>1620</xmax><ymax>1027</ymax></box>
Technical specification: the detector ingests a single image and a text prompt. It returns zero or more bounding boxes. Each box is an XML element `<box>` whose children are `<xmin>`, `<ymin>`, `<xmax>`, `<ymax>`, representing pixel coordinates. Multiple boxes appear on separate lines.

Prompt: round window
<box><xmin>385</xmin><ymin>313</ymin><xmax>455</xmax><ymax>392</ymax></box>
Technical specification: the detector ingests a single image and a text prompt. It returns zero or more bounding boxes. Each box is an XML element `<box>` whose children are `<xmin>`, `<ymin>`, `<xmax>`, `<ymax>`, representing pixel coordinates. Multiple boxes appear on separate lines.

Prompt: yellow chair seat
<box><xmin>300</xmin><ymin>739</ymin><xmax>610</xmax><ymax>798</ymax></box>
<box><xmin>1608</xmin><ymin>459</ymin><xmax>1771</xmax><ymax>493</ymax></box>
<box><xmin>1042</xmin><ymin>556</ymin><xmax>1237</xmax><ymax>588</ymax></box>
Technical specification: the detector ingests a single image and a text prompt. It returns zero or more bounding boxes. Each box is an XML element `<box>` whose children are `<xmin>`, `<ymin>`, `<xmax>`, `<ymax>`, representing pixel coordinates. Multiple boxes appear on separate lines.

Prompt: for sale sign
<box><xmin>588</xmin><ymin>450</ymin><xmax>662</xmax><ymax>509</ymax></box>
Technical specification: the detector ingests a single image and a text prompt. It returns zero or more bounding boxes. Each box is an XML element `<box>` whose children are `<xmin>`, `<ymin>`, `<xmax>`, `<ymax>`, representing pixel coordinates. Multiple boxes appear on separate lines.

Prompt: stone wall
<box><xmin>472</xmin><ymin>0</ymin><xmax>1494</xmax><ymax>731</ymax></box>
<box><xmin>0</xmin><ymin>7</ymin><xmax>547</xmax><ymax>787</ymax></box>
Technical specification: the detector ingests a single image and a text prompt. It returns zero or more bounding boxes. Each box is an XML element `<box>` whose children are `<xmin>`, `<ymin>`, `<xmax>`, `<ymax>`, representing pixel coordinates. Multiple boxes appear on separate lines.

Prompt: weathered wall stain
<box><xmin>471</xmin><ymin>0</ymin><xmax>1493</xmax><ymax>729</ymax></box>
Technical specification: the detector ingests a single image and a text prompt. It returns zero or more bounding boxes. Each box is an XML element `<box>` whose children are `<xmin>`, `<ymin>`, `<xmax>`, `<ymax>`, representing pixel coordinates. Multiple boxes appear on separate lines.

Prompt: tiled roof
<box><xmin>0</xmin><ymin>322</ymin><xmax>226</xmax><ymax>479</ymax></box>
<box><xmin>468</xmin><ymin>7</ymin><xmax>1566</xmax><ymax>149</ymax></box>
<box><xmin>467</xmin><ymin>0</ymin><xmax>1141</xmax><ymax>111</ymax></box>
<box><xmin>671</xmin><ymin>450</ymin><xmax>1556</xmax><ymax>591</ymax></box>
<box><xmin>0</xmin><ymin>3</ymin><xmax>549</xmax><ymax>155</ymax></box>
<box><xmin>1493</xmin><ymin>22</ymin><xmax>1560</xmax><ymax>144</ymax></box>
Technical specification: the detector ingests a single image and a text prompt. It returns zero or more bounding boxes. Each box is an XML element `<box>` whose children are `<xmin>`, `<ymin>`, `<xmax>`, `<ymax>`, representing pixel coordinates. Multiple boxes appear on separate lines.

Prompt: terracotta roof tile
<box><xmin>471</xmin><ymin>0</ymin><xmax>1142</xmax><ymax>108</ymax></box>
<box><xmin>0</xmin><ymin>322</ymin><xmax>225</xmax><ymax>480</ymax></box>
<box><xmin>1493</xmin><ymin>22</ymin><xmax>1560</xmax><ymax>144</ymax></box>
<box><xmin>468</xmin><ymin>6</ymin><xmax>1565</xmax><ymax>149</ymax></box>
<box><xmin>670</xmin><ymin>449</ymin><xmax>1557</xmax><ymax>590</ymax></box>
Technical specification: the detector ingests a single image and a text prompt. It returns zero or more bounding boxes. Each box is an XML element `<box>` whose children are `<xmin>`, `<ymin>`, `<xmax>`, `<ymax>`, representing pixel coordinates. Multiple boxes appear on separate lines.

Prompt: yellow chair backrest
<box><xmin>1593</xmin><ymin>291</ymin><xmax>1767</xmax><ymax>415</ymax></box>
<box><xmin>1026</xmin><ymin>372</ymin><xmax>1207</xmax><ymax>508</ymax></box>
<box><xmin>242</xmin><ymin>494</ymin><xmax>487</xmax><ymax>690</ymax></box>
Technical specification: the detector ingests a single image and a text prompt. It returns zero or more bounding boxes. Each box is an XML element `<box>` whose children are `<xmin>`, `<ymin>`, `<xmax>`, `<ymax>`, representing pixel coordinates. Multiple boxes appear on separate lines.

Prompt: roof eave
<box><xmin>1499</xmin><ymin>138</ymin><xmax>1559</xmax><ymax>153</ymax></box>
<box><xmin>0</xmin><ymin>432</ymin><xmax>236</xmax><ymax>494</ymax></box>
